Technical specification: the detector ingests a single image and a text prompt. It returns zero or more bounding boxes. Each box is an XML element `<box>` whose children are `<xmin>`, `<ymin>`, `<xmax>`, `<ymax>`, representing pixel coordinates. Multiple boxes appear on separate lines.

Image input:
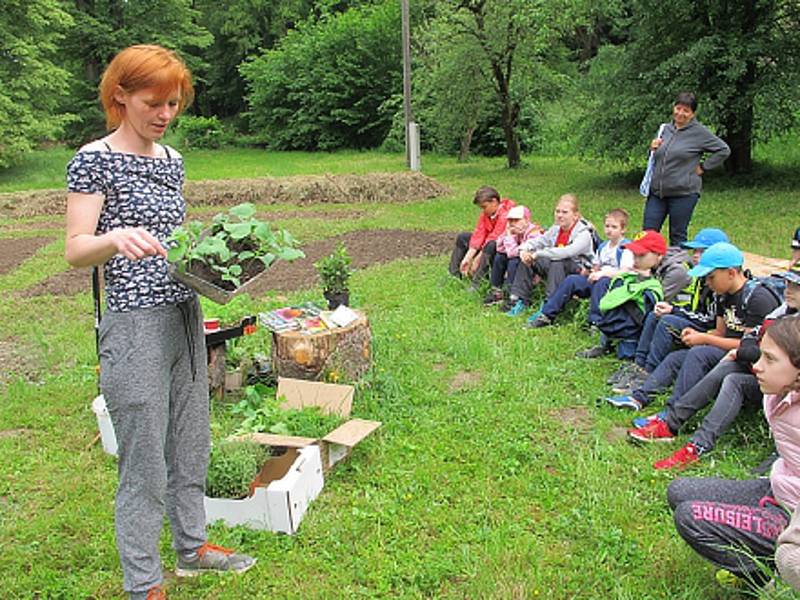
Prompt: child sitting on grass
<box><xmin>483</xmin><ymin>205</ymin><xmax>543</xmax><ymax>306</ymax></box>
<box><xmin>526</xmin><ymin>208</ymin><xmax>632</xmax><ymax>328</ymax></box>
<box><xmin>582</xmin><ymin>230</ymin><xmax>666</xmax><ymax>360</ymax></box>
<box><xmin>448</xmin><ymin>186</ymin><xmax>515</xmax><ymax>290</ymax></box>
<box><xmin>504</xmin><ymin>193</ymin><xmax>596</xmax><ymax>315</ymax></box>
<box><xmin>667</xmin><ymin>314</ymin><xmax>800</xmax><ymax>589</ymax></box>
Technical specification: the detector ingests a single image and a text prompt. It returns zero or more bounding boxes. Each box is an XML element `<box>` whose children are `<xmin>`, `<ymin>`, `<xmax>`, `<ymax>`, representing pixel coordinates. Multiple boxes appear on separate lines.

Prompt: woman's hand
<box><xmin>108</xmin><ymin>227</ymin><xmax>168</xmax><ymax>261</ymax></box>
<box><xmin>650</xmin><ymin>138</ymin><xmax>663</xmax><ymax>152</ymax></box>
<box><xmin>695</xmin><ymin>165</ymin><xmax>704</xmax><ymax>176</ymax></box>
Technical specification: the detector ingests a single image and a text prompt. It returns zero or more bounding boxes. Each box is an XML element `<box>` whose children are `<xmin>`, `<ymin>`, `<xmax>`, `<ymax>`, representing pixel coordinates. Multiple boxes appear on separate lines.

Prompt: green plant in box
<box><xmin>205</xmin><ymin>439</ymin><xmax>269</xmax><ymax>500</ymax></box>
<box><xmin>167</xmin><ymin>202</ymin><xmax>304</xmax><ymax>291</ymax></box>
<box><xmin>315</xmin><ymin>242</ymin><xmax>354</xmax><ymax>309</ymax></box>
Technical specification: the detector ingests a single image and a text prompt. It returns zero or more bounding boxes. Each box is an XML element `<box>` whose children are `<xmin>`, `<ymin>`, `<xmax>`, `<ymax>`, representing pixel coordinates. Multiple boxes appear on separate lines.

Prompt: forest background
<box><xmin>4</xmin><ymin>0</ymin><xmax>800</xmax><ymax>173</ymax></box>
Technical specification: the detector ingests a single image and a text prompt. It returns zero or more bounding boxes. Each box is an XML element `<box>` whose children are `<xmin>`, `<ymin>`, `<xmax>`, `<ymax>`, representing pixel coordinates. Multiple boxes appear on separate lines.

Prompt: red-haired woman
<box><xmin>65</xmin><ymin>45</ymin><xmax>254</xmax><ymax>600</ymax></box>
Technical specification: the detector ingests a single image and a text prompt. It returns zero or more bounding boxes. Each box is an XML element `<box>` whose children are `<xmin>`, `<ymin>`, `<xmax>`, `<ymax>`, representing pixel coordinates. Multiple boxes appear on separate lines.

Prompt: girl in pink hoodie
<box><xmin>666</xmin><ymin>314</ymin><xmax>800</xmax><ymax>588</ymax></box>
<box><xmin>483</xmin><ymin>205</ymin><xmax>543</xmax><ymax>306</ymax></box>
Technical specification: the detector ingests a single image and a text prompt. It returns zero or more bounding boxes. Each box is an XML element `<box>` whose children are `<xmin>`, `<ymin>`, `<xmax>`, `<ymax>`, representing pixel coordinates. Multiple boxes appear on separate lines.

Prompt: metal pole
<box><xmin>401</xmin><ymin>0</ymin><xmax>412</xmax><ymax>168</ymax></box>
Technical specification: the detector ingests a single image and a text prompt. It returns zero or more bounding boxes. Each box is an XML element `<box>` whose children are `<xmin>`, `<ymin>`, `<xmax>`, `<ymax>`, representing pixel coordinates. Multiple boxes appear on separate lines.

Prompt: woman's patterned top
<box><xmin>66</xmin><ymin>149</ymin><xmax>194</xmax><ymax>312</ymax></box>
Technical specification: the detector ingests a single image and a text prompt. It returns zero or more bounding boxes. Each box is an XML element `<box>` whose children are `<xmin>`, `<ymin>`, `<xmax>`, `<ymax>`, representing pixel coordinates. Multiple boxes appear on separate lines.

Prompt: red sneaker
<box><xmin>654</xmin><ymin>442</ymin><xmax>701</xmax><ymax>470</ymax></box>
<box><xmin>627</xmin><ymin>417</ymin><xmax>675</xmax><ymax>443</ymax></box>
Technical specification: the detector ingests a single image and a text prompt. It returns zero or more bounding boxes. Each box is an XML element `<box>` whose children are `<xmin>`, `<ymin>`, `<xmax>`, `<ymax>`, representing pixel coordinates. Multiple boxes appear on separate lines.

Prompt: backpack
<box><xmin>741</xmin><ymin>276</ymin><xmax>785</xmax><ymax>310</ymax></box>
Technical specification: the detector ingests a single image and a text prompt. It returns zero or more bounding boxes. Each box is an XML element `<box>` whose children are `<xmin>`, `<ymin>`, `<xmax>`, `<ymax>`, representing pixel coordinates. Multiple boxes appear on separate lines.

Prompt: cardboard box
<box><xmin>240</xmin><ymin>377</ymin><xmax>382</xmax><ymax>471</ymax></box>
<box><xmin>206</xmin><ymin>378</ymin><xmax>380</xmax><ymax>534</ymax></box>
<box><xmin>204</xmin><ymin>445</ymin><xmax>323</xmax><ymax>534</ymax></box>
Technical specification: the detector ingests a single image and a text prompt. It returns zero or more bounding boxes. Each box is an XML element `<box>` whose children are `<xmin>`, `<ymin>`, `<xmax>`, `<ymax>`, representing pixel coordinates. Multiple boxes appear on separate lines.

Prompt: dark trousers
<box><xmin>448</xmin><ymin>232</ymin><xmax>497</xmax><ymax>285</ymax></box>
<box><xmin>490</xmin><ymin>253</ymin><xmax>520</xmax><ymax>289</ymax></box>
<box><xmin>632</xmin><ymin>344</ymin><xmax>726</xmax><ymax>409</ymax></box>
<box><xmin>510</xmin><ymin>256</ymin><xmax>580</xmax><ymax>302</ymax></box>
<box><xmin>587</xmin><ymin>276</ymin><xmax>612</xmax><ymax>326</ymax></box>
<box><xmin>668</xmin><ymin>477</ymin><xmax>788</xmax><ymax>583</ymax></box>
<box><xmin>643</xmin><ymin>192</ymin><xmax>700</xmax><ymax>246</ymax></box>
<box><xmin>634</xmin><ymin>313</ymin><xmax>700</xmax><ymax>373</ymax></box>
<box><xmin>662</xmin><ymin>358</ymin><xmax>762</xmax><ymax>450</ymax></box>
<box><xmin>541</xmin><ymin>273</ymin><xmax>593</xmax><ymax>320</ymax></box>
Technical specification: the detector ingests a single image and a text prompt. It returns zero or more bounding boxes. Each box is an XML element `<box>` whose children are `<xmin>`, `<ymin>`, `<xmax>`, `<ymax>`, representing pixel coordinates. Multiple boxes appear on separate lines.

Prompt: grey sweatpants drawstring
<box><xmin>178</xmin><ymin>300</ymin><xmax>197</xmax><ymax>381</ymax></box>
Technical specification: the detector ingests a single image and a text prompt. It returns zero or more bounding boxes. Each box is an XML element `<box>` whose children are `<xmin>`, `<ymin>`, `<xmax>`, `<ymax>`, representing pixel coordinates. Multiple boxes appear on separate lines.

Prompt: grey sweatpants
<box><xmin>99</xmin><ymin>297</ymin><xmax>210</xmax><ymax>594</ymax></box>
<box><xmin>668</xmin><ymin>477</ymin><xmax>789</xmax><ymax>584</ymax></box>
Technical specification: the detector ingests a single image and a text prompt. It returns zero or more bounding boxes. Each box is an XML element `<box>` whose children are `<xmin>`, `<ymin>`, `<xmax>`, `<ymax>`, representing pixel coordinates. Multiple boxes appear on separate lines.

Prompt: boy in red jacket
<box><xmin>448</xmin><ymin>186</ymin><xmax>515</xmax><ymax>289</ymax></box>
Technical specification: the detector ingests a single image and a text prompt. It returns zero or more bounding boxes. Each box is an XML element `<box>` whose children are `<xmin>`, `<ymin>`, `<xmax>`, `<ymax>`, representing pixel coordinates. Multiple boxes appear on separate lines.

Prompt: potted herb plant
<box><xmin>314</xmin><ymin>243</ymin><xmax>353</xmax><ymax>309</ymax></box>
<box><xmin>167</xmin><ymin>202</ymin><xmax>304</xmax><ymax>304</ymax></box>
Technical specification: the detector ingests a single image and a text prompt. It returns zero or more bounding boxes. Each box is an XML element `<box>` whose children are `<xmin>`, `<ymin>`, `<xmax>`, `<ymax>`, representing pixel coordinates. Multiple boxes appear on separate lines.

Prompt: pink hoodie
<box><xmin>767</xmin><ymin>390</ymin><xmax>800</xmax><ymax>510</ymax></box>
<box><xmin>496</xmin><ymin>222</ymin><xmax>544</xmax><ymax>258</ymax></box>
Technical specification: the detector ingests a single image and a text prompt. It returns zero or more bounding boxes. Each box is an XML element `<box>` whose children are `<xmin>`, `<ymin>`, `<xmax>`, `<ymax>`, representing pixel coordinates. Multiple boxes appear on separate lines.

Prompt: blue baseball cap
<box><xmin>792</xmin><ymin>226</ymin><xmax>800</xmax><ymax>249</ymax></box>
<box><xmin>687</xmin><ymin>242</ymin><xmax>744</xmax><ymax>277</ymax></box>
<box><xmin>775</xmin><ymin>264</ymin><xmax>800</xmax><ymax>286</ymax></box>
<box><xmin>682</xmin><ymin>228</ymin><xmax>729</xmax><ymax>249</ymax></box>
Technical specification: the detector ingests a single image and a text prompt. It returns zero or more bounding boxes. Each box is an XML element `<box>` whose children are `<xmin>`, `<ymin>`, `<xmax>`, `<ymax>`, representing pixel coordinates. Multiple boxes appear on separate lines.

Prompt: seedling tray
<box><xmin>168</xmin><ymin>262</ymin><xmax>269</xmax><ymax>305</ymax></box>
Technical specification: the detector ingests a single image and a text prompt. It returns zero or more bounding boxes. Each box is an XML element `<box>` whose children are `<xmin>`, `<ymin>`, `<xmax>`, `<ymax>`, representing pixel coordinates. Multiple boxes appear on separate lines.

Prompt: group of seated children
<box><xmin>449</xmin><ymin>185</ymin><xmax>800</xmax><ymax>590</ymax></box>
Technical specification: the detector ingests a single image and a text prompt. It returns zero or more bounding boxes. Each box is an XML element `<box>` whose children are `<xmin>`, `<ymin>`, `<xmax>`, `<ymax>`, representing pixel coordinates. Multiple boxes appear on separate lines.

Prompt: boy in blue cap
<box><xmin>611</xmin><ymin>242</ymin><xmax>781</xmax><ymax>416</ymax></box>
<box><xmin>607</xmin><ymin>228</ymin><xmax>728</xmax><ymax>396</ymax></box>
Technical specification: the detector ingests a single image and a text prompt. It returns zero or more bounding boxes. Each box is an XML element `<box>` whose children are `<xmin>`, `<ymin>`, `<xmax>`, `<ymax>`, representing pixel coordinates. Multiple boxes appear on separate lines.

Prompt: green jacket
<box><xmin>599</xmin><ymin>272</ymin><xmax>665</xmax><ymax>314</ymax></box>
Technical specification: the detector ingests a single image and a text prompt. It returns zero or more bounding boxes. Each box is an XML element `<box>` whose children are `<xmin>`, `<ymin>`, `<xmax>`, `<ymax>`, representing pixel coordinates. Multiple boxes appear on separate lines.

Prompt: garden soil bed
<box><xmin>19</xmin><ymin>229</ymin><xmax>457</xmax><ymax>297</ymax></box>
<box><xmin>0</xmin><ymin>172</ymin><xmax>450</xmax><ymax>218</ymax></box>
<box><xmin>0</xmin><ymin>237</ymin><xmax>53</xmax><ymax>275</ymax></box>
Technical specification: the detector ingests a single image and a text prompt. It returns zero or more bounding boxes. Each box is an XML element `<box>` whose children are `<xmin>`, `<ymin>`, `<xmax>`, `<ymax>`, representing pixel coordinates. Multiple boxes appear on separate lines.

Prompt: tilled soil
<box><xmin>0</xmin><ymin>237</ymin><xmax>53</xmax><ymax>276</ymax></box>
<box><xmin>20</xmin><ymin>229</ymin><xmax>458</xmax><ymax>298</ymax></box>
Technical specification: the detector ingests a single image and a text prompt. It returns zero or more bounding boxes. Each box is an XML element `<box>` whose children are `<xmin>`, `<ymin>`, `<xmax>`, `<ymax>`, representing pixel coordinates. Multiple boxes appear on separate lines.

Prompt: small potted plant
<box><xmin>167</xmin><ymin>202</ymin><xmax>304</xmax><ymax>304</ymax></box>
<box><xmin>314</xmin><ymin>243</ymin><xmax>353</xmax><ymax>309</ymax></box>
<box><xmin>224</xmin><ymin>338</ymin><xmax>248</xmax><ymax>392</ymax></box>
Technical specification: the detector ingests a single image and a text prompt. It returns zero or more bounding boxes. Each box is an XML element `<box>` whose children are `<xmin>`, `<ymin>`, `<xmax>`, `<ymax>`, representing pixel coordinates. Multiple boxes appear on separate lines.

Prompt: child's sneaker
<box><xmin>505</xmin><ymin>299</ymin><xmax>528</xmax><ymax>317</ymax></box>
<box><xmin>607</xmin><ymin>362</ymin><xmax>637</xmax><ymax>385</ymax></box>
<box><xmin>483</xmin><ymin>288</ymin><xmax>504</xmax><ymax>306</ymax></box>
<box><xmin>627</xmin><ymin>417</ymin><xmax>675</xmax><ymax>443</ymax></box>
<box><xmin>526</xmin><ymin>313</ymin><xmax>552</xmax><ymax>329</ymax></box>
<box><xmin>175</xmin><ymin>543</ymin><xmax>256</xmax><ymax>577</ymax></box>
<box><xmin>604</xmin><ymin>395</ymin><xmax>643</xmax><ymax>410</ymax></box>
<box><xmin>632</xmin><ymin>410</ymin><xmax>666</xmax><ymax>428</ymax></box>
<box><xmin>575</xmin><ymin>345</ymin><xmax>612</xmax><ymax>359</ymax></box>
<box><xmin>653</xmin><ymin>442</ymin><xmax>703</xmax><ymax>470</ymax></box>
<box><xmin>611</xmin><ymin>367</ymin><xmax>649</xmax><ymax>394</ymax></box>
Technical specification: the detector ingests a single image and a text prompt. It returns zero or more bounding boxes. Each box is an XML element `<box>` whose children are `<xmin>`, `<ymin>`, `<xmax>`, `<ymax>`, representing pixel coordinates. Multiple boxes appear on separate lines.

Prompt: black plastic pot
<box><xmin>324</xmin><ymin>291</ymin><xmax>349</xmax><ymax>310</ymax></box>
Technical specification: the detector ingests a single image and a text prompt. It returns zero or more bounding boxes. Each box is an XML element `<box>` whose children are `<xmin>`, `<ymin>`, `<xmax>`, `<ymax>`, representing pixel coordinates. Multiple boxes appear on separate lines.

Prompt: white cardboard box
<box><xmin>204</xmin><ymin>445</ymin><xmax>323</xmax><ymax>534</ymax></box>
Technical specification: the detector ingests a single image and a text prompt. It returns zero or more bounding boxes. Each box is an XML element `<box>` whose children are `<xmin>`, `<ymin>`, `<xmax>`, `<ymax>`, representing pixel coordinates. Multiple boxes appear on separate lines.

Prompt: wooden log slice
<box><xmin>271</xmin><ymin>314</ymin><xmax>372</xmax><ymax>382</ymax></box>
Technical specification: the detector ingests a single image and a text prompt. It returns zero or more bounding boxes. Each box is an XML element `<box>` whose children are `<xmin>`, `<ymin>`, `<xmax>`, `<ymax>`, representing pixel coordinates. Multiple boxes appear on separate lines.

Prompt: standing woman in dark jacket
<box><xmin>643</xmin><ymin>92</ymin><xmax>730</xmax><ymax>246</ymax></box>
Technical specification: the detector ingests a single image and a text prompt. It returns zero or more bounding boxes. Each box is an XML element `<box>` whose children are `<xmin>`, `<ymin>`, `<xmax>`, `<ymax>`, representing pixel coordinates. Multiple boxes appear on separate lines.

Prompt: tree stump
<box><xmin>270</xmin><ymin>313</ymin><xmax>372</xmax><ymax>382</ymax></box>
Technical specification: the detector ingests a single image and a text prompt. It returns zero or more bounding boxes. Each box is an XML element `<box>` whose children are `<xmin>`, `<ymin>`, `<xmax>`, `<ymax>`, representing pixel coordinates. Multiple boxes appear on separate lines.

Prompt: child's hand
<box><xmin>520</xmin><ymin>250</ymin><xmax>534</xmax><ymax>265</ymax></box>
<box><xmin>468</xmin><ymin>253</ymin><xmax>482</xmax><ymax>275</ymax></box>
<box><xmin>459</xmin><ymin>257</ymin><xmax>471</xmax><ymax>275</ymax></box>
<box><xmin>654</xmin><ymin>302</ymin><xmax>673</xmax><ymax>317</ymax></box>
<box><xmin>681</xmin><ymin>328</ymin><xmax>703</xmax><ymax>347</ymax></box>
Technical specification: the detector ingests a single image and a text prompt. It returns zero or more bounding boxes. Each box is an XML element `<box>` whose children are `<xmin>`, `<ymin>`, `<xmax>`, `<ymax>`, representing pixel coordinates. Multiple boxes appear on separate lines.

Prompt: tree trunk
<box><xmin>458</xmin><ymin>124</ymin><xmax>475</xmax><ymax>162</ymax></box>
<box><xmin>270</xmin><ymin>313</ymin><xmax>372</xmax><ymax>382</ymax></box>
<box><xmin>501</xmin><ymin>98</ymin><xmax>521</xmax><ymax>168</ymax></box>
<box><xmin>723</xmin><ymin>101</ymin><xmax>754</xmax><ymax>174</ymax></box>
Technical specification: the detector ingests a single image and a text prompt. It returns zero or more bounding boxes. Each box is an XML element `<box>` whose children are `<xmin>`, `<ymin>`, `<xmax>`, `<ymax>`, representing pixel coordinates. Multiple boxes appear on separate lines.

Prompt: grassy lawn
<box><xmin>0</xmin><ymin>146</ymin><xmax>799</xmax><ymax>598</ymax></box>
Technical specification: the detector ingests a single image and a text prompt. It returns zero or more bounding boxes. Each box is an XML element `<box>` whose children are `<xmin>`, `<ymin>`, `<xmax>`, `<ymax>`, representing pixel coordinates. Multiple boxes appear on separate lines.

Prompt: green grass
<box><xmin>1</xmin><ymin>148</ymin><xmax>799</xmax><ymax>599</ymax></box>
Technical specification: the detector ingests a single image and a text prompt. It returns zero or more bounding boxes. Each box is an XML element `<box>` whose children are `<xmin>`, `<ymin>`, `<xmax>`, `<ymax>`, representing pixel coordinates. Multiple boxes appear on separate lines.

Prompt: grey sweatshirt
<box><xmin>520</xmin><ymin>218</ymin><xmax>595</xmax><ymax>269</ymax></box>
<box><xmin>654</xmin><ymin>246</ymin><xmax>692</xmax><ymax>302</ymax></box>
<box><xmin>650</xmin><ymin>119</ymin><xmax>730</xmax><ymax>198</ymax></box>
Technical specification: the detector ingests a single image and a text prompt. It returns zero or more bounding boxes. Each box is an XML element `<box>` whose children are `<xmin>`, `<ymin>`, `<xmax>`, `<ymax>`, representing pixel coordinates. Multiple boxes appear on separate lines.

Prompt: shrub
<box><xmin>174</xmin><ymin>115</ymin><xmax>226</xmax><ymax>149</ymax></box>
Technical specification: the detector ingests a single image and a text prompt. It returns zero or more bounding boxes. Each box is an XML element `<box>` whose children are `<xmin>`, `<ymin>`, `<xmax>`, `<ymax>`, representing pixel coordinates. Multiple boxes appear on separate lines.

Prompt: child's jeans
<box><xmin>634</xmin><ymin>312</ymin><xmax>700</xmax><ymax>373</ymax></box>
<box><xmin>490</xmin><ymin>253</ymin><xmax>520</xmax><ymax>289</ymax></box>
<box><xmin>541</xmin><ymin>273</ymin><xmax>593</xmax><ymax>320</ymax></box>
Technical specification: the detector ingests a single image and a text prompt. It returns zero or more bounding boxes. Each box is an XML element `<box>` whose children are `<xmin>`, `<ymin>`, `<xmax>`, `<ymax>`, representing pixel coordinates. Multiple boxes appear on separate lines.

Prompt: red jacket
<box><xmin>469</xmin><ymin>198</ymin><xmax>516</xmax><ymax>250</ymax></box>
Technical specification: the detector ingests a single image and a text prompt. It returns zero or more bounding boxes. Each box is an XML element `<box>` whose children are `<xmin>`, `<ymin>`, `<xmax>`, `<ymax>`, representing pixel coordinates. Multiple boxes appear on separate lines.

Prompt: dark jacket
<box><xmin>651</xmin><ymin>119</ymin><xmax>730</xmax><ymax>198</ymax></box>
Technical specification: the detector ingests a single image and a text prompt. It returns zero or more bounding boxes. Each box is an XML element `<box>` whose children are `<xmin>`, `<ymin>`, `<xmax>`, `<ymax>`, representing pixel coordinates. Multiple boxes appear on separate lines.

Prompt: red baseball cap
<box><xmin>625</xmin><ymin>230</ymin><xmax>667</xmax><ymax>256</ymax></box>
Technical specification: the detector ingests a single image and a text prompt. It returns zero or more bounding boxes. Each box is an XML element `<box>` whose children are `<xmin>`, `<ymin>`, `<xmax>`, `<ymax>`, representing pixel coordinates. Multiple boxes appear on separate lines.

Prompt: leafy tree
<box><xmin>0</xmin><ymin>0</ymin><xmax>73</xmax><ymax>167</ymax></box>
<box><xmin>59</xmin><ymin>0</ymin><xmax>212</xmax><ymax>144</ymax></box>
<box><xmin>437</xmin><ymin>0</ymin><xmax>569</xmax><ymax>168</ymax></box>
<box><xmin>580</xmin><ymin>0</ymin><xmax>800</xmax><ymax>173</ymax></box>
<box><xmin>241</xmin><ymin>0</ymin><xmax>401</xmax><ymax>150</ymax></box>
